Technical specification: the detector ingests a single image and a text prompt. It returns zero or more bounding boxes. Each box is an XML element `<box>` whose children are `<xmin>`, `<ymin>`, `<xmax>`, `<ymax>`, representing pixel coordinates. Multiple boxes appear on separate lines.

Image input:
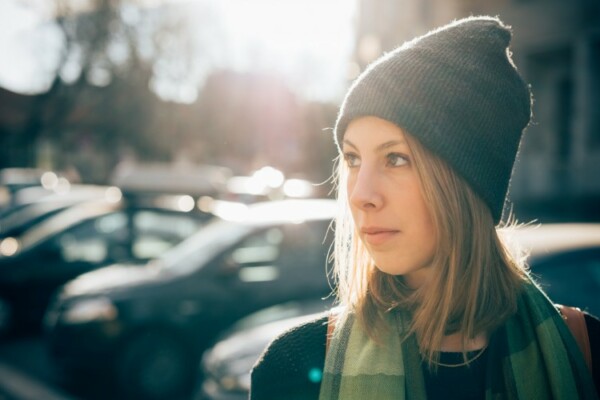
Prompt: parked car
<box><xmin>0</xmin><ymin>196</ymin><xmax>211</xmax><ymax>335</ymax></box>
<box><xmin>0</xmin><ymin>168</ymin><xmax>71</xmax><ymax>211</ymax></box>
<box><xmin>510</xmin><ymin>223</ymin><xmax>600</xmax><ymax>316</ymax></box>
<box><xmin>224</xmin><ymin>166</ymin><xmax>320</xmax><ymax>203</ymax></box>
<box><xmin>0</xmin><ymin>185</ymin><xmax>112</xmax><ymax>238</ymax></box>
<box><xmin>197</xmin><ymin>299</ymin><xmax>333</xmax><ymax>400</ymax></box>
<box><xmin>196</xmin><ymin>223</ymin><xmax>600</xmax><ymax>400</ymax></box>
<box><xmin>110</xmin><ymin>162</ymin><xmax>232</xmax><ymax>198</ymax></box>
<box><xmin>44</xmin><ymin>199</ymin><xmax>336</xmax><ymax>400</ymax></box>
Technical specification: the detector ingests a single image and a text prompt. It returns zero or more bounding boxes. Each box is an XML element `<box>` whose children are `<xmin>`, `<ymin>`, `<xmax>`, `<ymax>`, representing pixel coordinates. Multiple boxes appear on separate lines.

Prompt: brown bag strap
<box><xmin>325</xmin><ymin>313</ymin><xmax>337</xmax><ymax>353</ymax></box>
<box><xmin>558</xmin><ymin>305</ymin><xmax>592</xmax><ymax>372</ymax></box>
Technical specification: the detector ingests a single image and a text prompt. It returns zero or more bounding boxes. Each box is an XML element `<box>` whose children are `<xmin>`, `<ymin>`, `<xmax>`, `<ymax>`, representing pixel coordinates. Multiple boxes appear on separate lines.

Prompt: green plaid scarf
<box><xmin>320</xmin><ymin>282</ymin><xmax>598</xmax><ymax>399</ymax></box>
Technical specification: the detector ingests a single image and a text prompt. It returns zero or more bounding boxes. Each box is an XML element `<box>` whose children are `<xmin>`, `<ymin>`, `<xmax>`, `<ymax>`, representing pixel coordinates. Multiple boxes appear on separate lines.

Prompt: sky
<box><xmin>0</xmin><ymin>1</ymin><xmax>62</xmax><ymax>94</ymax></box>
<box><xmin>0</xmin><ymin>0</ymin><xmax>358</xmax><ymax>103</ymax></box>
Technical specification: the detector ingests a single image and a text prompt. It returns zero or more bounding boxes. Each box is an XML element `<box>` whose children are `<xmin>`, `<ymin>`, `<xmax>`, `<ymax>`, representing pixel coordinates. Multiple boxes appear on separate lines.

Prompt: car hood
<box><xmin>61</xmin><ymin>263</ymin><xmax>164</xmax><ymax>297</ymax></box>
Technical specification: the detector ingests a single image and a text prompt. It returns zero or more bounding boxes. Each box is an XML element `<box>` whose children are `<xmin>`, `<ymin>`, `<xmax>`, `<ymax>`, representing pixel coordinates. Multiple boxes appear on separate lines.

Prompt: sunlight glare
<box><xmin>283</xmin><ymin>179</ymin><xmax>313</xmax><ymax>198</ymax></box>
<box><xmin>54</xmin><ymin>177</ymin><xmax>71</xmax><ymax>194</ymax></box>
<box><xmin>253</xmin><ymin>166</ymin><xmax>284</xmax><ymax>189</ymax></box>
<box><xmin>41</xmin><ymin>172</ymin><xmax>58</xmax><ymax>189</ymax></box>
<box><xmin>0</xmin><ymin>237</ymin><xmax>20</xmax><ymax>257</ymax></box>
<box><xmin>105</xmin><ymin>186</ymin><xmax>123</xmax><ymax>203</ymax></box>
<box><xmin>211</xmin><ymin>200</ymin><xmax>250</xmax><ymax>222</ymax></box>
<box><xmin>212</xmin><ymin>0</ymin><xmax>357</xmax><ymax>101</ymax></box>
<box><xmin>177</xmin><ymin>195</ymin><xmax>195</xmax><ymax>212</ymax></box>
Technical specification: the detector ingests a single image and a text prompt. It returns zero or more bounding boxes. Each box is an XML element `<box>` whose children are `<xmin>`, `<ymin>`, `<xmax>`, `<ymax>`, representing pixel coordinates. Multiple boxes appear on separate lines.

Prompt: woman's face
<box><xmin>343</xmin><ymin>116</ymin><xmax>437</xmax><ymax>288</ymax></box>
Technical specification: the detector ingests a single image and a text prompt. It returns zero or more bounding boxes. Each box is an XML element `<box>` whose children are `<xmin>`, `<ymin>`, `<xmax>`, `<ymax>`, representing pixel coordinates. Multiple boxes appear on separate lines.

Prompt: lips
<box><xmin>360</xmin><ymin>226</ymin><xmax>399</xmax><ymax>246</ymax></box>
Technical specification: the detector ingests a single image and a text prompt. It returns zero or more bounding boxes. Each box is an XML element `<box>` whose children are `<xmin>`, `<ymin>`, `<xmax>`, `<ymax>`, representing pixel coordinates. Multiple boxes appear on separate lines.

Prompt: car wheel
<box><xmin>115</xmin><ymin>330</ymin><xmax>195</xmax><ymax>400</ymax></box>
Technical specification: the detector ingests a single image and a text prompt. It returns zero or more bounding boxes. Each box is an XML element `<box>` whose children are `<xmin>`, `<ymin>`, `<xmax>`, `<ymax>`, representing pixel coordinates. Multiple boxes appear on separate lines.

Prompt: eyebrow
<box><xmin>342</xmin><ymin>138</ymin><xmax>407</xmax><ymax>151</ymax></box>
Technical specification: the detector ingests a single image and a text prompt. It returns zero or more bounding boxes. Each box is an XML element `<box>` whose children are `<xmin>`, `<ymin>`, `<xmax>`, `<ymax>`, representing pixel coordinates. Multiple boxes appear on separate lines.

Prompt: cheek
<box><xmin>413</xmin><ymin>194</ymin><xmax>437</xmax><ymax>248</ymax></box>
<box><xmin>400</xmin><ymin>181</ymin><xmax>436</xmax><ymax>238</ymax></box>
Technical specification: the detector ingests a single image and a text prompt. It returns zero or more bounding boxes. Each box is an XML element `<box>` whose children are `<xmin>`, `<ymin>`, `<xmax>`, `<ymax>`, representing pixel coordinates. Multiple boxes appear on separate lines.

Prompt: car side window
<box><xmin>277</xmin><ymin>221</ymin><xmax>332</xmax><ymax>278</ymax></box>
<box><xmin>219</xmin><ymin>221</ymin><xmax>331</xmax><ymax>284</ymax></box>
<box><xmin>231</xmin><ymin>228</ymin><xmax>283</xmax><ymax>282</ymax></box>
<box><xmin>278</xmin><ymin>223</ymin><xmax>320</xmax><ymax>266</ymax></box>
<box><xmin>54</xmin><ymin>212</ymin><xmax>128</xmax><ymax>263</ymax></box>
<box><xmin>220</xmin><ymin>228</ymin><xmax>283</xmax><ymax>282</ymax></box>
<box><xmin>131</xmin><ymin>211</ymin><xmax>202</xmax><ymax>260</ymax></box>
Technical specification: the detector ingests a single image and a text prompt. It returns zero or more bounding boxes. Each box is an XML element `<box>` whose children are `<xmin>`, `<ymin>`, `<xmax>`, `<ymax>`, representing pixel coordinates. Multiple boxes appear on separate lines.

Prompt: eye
<box><xmin>343</xmin><ymin>152</ymin><xmax>360</xmax><ymax>168</ymax></box>
<box><xmin>387</xmin><ymin>153</ymin><xmax>409</xmax><ymax>167</ymax></box>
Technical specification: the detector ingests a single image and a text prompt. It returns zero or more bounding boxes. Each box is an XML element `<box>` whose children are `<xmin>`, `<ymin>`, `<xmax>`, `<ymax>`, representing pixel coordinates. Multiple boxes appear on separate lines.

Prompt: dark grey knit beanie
<box><xmin>335</xmin><ymin>16</ymin><xmax>532</xmax><ymax>223</ymax></box>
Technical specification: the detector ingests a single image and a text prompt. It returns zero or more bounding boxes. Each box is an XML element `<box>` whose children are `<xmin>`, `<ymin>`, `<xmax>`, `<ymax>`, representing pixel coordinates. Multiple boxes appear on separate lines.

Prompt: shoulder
<box><xmin>250</xmin><ymin>313</ymin><xmax>328</xmax><ymax>400</ymax></box>
<box><xmin>254</xmin><ymin>313</ymin><xmax>329</xmax><ymax>368</ymax></box>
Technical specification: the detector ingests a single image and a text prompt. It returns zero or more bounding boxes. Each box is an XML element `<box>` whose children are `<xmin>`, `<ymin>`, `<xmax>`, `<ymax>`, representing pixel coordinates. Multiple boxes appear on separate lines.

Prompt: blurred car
<box><xmin>510</xmin><ymin>223</ymin><xmax>600</xmax><ymax>316</ymax></box>
<box><xmin>197</xmin><ymin>299</ymin><xmax>333</xmax><ymax>400</ymax></box>
<box><xmin>224</xmin><ymin>167</ymin><xmax>319</xmax><ymax>204</ymax></box>
<box><xmin>110</xmin><ymin>162</ymin><xmax>232</xmax><ymax>198</ymax></box>
<box><xmin>196</xmin><ymin>223</ymin><xmax>600</xmax><ymax>400</ymax></box>
<box><xmin>44</xmin><ymin>199</ymin><xmax>336</xmax><ymax>400</ymax></box>
<box><xmin>0</xmin><ymin>168</ymin><xmax>71</xmax><ymax>211</ymax></box>
<box><xmin>0</xmin><ymin>185</ymin><xmax>112</xmax><ymax>238</ymax></box>
<box><xmin>0</xmin><ymin>196</ymin><xmax>211</xmax><ymax>335</ymax></box>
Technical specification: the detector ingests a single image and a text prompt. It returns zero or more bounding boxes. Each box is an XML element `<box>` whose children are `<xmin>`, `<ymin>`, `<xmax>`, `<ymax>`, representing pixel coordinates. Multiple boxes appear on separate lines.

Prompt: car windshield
<box><xmin>156</xmin><ymin>199</ymin><xmax>337</xmax><ymax>275</ymax></box>
<box><xmin>18</xmin><ymin>201</ymin><xmax>117</xmax><ymax>251</ymax></box>
<box><xmin>155</xmin><ymin>218</ymin><xmax>254</xmax><ymax>275</ymax></box>
<box><xmin>1</xmin><ymin>201</ymin><xmax>72</xmax><ymax>234</ymax></box>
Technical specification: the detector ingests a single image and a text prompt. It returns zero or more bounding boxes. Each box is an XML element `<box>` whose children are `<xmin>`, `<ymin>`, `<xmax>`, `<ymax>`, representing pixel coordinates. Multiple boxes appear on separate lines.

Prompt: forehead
<box><xmin>343</xmin><ymin>116</ymin><xmax>407</xmax><ymax>148</ymax></box>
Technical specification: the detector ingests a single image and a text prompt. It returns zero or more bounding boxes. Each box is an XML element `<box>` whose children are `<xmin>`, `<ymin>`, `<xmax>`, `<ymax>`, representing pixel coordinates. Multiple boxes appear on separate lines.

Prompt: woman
<box><xmin>251</xmin><ymin>16</ymin><xmax>599</xmax><ymax>399</ymax></box>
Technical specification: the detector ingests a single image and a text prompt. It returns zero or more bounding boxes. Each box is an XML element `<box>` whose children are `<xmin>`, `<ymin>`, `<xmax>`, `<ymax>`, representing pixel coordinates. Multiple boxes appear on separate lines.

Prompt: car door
<box><xmin>15</xmin><ymin>211</ymin><xmax>130</xmax><ymax>326</ymax></box>
<box><xmin>31</xmin><ymin>211</ymin><xmax>130</xmax><ymax>297</ymax></box>
<box><xmin>129</xmin><ymin>209</ymin><xmax>203</xmax><ymax>261</ymax></box>
<box><xmin>38</xmin><ymin>208</ymin><xmax>202</xmax><ymax>289</ymax></box>
<box><xmin>208</xmin><ymin>220</ymin><xmax>332</xmax><ymax>323</ymax></box>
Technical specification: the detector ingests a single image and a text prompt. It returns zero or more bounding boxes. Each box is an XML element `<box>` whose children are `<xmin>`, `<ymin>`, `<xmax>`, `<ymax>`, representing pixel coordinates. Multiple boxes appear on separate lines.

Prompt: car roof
<box><xmin>13</xmin><ymin>184</ymin><xmax>111</xmax><ymax>205</ymax></box>
<box><xmin>156</xmin><ymin>199</ymin><xmax>337</xmax><ymax>275</ymax></box>
<box><xmin>17</xmin><ymin>195</ymin><xmax>207</xmax><ymax>251</ymax></box>
<box><xmin>110</xmin><ymin>163</ymin><xmax>231</xmax><ymax>196</ymax></box>
<box><xmin>214</xmin><ymin>198</ymin><xmax>337</xmax><ymax>225</ymax></box>
<box><xmin>509</xmin><ymin>223</ymin><xmax>600</xmax><ymax>257</ymax></box>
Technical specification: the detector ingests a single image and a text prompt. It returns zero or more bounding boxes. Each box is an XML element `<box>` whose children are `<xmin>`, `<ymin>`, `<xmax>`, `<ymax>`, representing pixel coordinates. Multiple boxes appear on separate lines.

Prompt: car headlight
<box><xmin>61</xmin><ymin>297</ymin><xmax>118</xmax><ymax>324</ymax></box>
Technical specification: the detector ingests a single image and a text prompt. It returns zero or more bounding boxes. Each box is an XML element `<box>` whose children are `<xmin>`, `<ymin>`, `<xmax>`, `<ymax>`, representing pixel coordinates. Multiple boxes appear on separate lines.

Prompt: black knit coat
<box><xmin>251</xmin><ymin>313</ymin><xmax>600</xmax><ymax>399</ymax></box>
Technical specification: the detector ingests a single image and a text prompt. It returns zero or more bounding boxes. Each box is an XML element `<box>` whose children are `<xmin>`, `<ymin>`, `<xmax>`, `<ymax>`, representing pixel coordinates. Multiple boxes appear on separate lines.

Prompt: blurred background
<box><xmin>1</xmin><ymin>0</ymin><xmax>598</xmax><ymax>221</ymax></box>
<box><xmin>0</xmin><ymin>0</ymin><xmax>599</xmax><ymax>399</ymax></box>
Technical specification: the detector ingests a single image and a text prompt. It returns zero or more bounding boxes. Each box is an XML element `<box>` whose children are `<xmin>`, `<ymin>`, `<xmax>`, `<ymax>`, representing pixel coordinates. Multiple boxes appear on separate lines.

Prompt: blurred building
<box><xmin>352</xmin><ymin>0</ymin><xmax>600</xmax><ymax>221</ymax></box>
<box><xmin>2</xmin><ymin>0</ymin><xmax>598</xmax><ymax>214</ymax></box>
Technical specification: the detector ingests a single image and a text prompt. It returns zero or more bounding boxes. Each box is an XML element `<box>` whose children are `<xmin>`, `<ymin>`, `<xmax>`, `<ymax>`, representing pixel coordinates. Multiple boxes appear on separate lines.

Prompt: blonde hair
<box><xmin>332</xmin><ymin>129</ymin><xmax>528</xmax><ymax>365</ymax></box>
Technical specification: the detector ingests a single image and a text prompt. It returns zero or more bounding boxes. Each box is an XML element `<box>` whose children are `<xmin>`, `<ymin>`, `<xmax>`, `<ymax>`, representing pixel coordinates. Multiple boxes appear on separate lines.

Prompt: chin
<box><xmin>372</xmin><ymin>256</ymin><xmax>434</xmax><ymax>282</ymax></box>
<box><xmin>372</xmin><ymin>261</ymin><xmax>407</xmax><ymax>276</ymax></box>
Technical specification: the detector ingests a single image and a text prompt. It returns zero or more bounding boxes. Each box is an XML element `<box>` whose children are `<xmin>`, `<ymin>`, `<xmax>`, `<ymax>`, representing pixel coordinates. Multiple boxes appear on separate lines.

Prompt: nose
<box><xmin>348</xmin><ymin>165</ymin><xmax>383</xmax><ymax>210</ymax></box>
